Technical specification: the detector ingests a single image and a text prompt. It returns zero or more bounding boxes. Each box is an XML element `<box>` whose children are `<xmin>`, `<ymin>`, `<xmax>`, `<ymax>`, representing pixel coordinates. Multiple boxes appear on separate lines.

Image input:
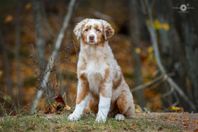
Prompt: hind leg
<box><xmin>116</xmin><ymin>91</ymin><xmax>135</xmax><ymax>120</ymax></box>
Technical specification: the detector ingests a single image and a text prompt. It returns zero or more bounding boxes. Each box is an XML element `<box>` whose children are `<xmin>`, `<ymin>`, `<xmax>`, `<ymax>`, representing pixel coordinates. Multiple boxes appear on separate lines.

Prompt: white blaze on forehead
<box><xmin>85</xmin><ymin>19</ymin><xmax>103</xmax><ymax>26</ymax></box>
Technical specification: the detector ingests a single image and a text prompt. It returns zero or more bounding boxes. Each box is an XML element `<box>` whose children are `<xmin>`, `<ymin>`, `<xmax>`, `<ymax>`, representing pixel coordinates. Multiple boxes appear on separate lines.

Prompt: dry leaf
<box><xmin>4</xmin><ymin>15</ymin><xmax>13</xmax><ymax>23</ymax></box>
<box><xmin>168</xmin><ymin>106</ymin><xmax>184</xmax><ymax>112</ymax></box>
<box><xmin>135</xmin><ymin>104</ymin><xmax>143</xmax><ymax>113</ymax></box>
<box><xmin>64</xmin><ymin>105</ymin><xmax>71</xmax><ymax>111</ymax></box>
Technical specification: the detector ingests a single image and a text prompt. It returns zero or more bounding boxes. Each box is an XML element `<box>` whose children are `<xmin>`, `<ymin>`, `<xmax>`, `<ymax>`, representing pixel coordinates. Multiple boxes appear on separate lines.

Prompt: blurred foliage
<box><xmin>153</xmin><ymin>20</ymin><xmax>170</xmax><ymax>31</ymax></box>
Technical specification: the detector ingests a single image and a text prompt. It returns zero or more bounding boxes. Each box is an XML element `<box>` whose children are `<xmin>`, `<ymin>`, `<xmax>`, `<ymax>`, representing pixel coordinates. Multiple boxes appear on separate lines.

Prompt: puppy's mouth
<box><xmin>88</xmin><ymin>40</ymin><xmax>97</xmax><ymax>45</ymax></box>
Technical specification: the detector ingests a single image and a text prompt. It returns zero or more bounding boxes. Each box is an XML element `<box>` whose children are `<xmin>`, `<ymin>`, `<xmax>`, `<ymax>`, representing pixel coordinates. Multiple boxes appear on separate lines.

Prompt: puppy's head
<box><xmin>74</xmin><ymin>18</ymin><xmax>114</xmax><ymax>45</ymax></box>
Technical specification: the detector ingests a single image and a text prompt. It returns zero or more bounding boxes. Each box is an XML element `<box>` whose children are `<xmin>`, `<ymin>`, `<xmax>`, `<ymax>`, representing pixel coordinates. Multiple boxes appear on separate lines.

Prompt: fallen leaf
<box><xmin>54</xmin><ymin>95</ymin><xmax>65</xmax><ymax>105</ymax></box>
<box><xmin>168</xmin><ymin>106</ymin><xmax>183</xmax><ymax>112</ymax></box>
<box><xmin>64</xmin><ymin>105</ymin><xmax>71</xmax><ymax>111</ymax></box>
<box><xmin>135</xmin><ymin>104</ymin><xmax>143</xmax><ymax>113</ymax></box>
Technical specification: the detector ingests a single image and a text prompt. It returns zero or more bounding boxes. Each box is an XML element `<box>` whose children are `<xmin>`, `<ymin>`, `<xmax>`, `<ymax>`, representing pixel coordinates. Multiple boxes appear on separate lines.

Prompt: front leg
<box><xmin>96</xmin><ymin>69</ymin><xmax>112</xmax><ymax>123</ymax></box>
<box><xmin>68</xmin><ymin>74</ymin><xmax>90</xmax><ymax>121</ymax></box>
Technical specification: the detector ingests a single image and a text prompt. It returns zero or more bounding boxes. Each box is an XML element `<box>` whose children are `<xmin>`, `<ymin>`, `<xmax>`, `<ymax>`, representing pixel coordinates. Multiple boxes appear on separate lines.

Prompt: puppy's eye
<box><xmin>96</xmin><ymin>29</ymin><xmax>101</xmax><ymax>32</ymax></box>
<box><xmin>84</xmin><ymin>29</ymin><xmax>89</xmax><ymax>32</ymax></box>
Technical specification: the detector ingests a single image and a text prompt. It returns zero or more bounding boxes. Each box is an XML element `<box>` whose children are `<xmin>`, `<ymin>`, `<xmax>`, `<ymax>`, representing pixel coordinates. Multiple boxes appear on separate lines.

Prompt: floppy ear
<box><xmin>73</xmin><ymin>18</ymin><xmax>89</xmax><ymax>40</ymax></box>
<box><xmin>101</xmin><ymin>20</ymin><xmax>115</xmax><ymax>40</ymax></box>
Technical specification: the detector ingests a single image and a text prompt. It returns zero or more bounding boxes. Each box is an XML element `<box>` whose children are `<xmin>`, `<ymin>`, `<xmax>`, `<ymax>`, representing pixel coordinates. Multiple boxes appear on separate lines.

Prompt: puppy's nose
<box><xmin>89</xmin><ymin>35</ymin><xmax>94</xmax><ymax>41</ymax></box>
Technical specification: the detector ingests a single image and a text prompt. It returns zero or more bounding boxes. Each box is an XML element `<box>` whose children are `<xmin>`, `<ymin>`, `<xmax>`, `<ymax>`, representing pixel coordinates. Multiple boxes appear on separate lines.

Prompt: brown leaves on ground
<box><xmin>44</xmin><ymin>94</ymin><xmax>71</xmax><ymax>114</ymax></box>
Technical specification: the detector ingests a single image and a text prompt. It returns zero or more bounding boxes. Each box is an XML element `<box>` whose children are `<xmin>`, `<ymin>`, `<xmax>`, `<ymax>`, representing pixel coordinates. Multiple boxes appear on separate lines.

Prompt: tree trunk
<box><xmin>182</xmin><ymin>19</ymin><xmax>198</xmax><ymax>107</ymax></box>
<box><xmin>32</xmin><ymin>0</ymin><xmax>46</xmax><ymax>70</ymax></box>
<box><xmin>0</xmin><ymin>31</ymin><xmax>13</xmax><ymax>96</ymax></box>
<box><xmin>15</xmin><ymin>2</ymin><xmax>23</xmax><ymax>107</ymax></box>
<box><xmin>129</xmin><ymin>0</ymin><xmax>146</xmax><ymax>108</ymax></box>
<box><xmin>172</xmin><ymin>0</ymin><xmax>198</xmax><ymax>110</ymax></box>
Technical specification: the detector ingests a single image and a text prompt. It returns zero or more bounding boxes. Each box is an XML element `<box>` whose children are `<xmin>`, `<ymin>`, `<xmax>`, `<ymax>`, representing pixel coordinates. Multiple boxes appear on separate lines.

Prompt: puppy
<box><xmin>68</xmin><ymin>18</ymin><xmax>135</xmax><ymax>123</ymax></box>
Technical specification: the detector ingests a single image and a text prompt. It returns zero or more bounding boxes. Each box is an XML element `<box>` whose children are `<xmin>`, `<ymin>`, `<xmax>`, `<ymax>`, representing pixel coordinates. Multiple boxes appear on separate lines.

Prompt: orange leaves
<box><xmin>44</xmin><ymin>94</ymin><xmax>71</xmax><ymax>114</ymax></box>
<box><xmin>4</xmin><ymin>15</ymin><xmax>13</xmax><ymax>23</ymax></box>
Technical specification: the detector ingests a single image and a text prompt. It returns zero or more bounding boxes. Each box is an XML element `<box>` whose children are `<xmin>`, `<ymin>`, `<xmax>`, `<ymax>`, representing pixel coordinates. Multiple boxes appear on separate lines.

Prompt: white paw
<box><xmin>67</xmin><ymin>113</ymin><xmax>81</xmax><ymax>121</ymax></box>
<box><xmin>115</xmin><ymin>114</ymin><xmax>125</xmax><ymax>121</ymax></box>
<box><xmin>96</xmin><ymin>114</ymin><xmax>107</xmax><ymax>123</ymax></box>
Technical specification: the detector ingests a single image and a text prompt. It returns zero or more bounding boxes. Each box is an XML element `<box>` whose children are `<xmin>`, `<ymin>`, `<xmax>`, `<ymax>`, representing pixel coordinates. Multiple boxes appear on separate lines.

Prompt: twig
<box><xmin>162</xmin><ymin>85</ymin><xmax>174</xmax><ymax>98</ymax></box>
<box><xmin>143</xmin><ymin>0</ymin><xmax>196</xmax><ymax>110</ymax></box>
<box><xmin>30</xmin><ymin>0</ymin><xmax>76</xmax><ymax>114</ymax></box>
<box><xmin>132</xmin><ymin>75</ymin><xmax>164</xmax><ymax>92</ymax></box>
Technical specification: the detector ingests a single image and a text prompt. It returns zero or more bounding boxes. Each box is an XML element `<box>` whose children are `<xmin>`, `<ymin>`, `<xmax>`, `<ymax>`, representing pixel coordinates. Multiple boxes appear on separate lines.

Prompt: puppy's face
<box><xmin>82</xmin><ymin>20</ymin><xmax>104</xmax><ymax>45</ymax></box>
<box><xmin>74</xmin><ymin>18</ymin><xmax>114</xmax><ymax>45</ymax></box>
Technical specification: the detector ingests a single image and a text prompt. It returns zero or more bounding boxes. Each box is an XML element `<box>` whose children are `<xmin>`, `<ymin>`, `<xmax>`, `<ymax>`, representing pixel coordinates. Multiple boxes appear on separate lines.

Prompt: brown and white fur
<box><xmin>68</xmin><ymin>18</ymin><xmax>135</xmax><ymax>123</ymax></box>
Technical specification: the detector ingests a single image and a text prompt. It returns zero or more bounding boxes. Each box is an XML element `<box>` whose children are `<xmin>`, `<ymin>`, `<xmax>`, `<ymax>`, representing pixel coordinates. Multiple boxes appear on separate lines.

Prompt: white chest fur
<box><xmin>86</xmin><ymin>61</ymin><xmax>107</xmax><ymax>94</ymax></box>
<box><xmin>80</xmin><ymin>42</ymin><xmax>112</xmax><ymax>94</ymax></box>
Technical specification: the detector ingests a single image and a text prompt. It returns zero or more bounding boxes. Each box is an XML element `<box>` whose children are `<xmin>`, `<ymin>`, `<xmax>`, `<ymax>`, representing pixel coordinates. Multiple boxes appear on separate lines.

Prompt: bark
<box><xmin>0</xmin><ymin>31</ymin><xmax>13</xmax><ymax>96</ymax></box>
<box><xmin>182</xmin><ymin>17</ymin><xmax>198</xmax><ymax>106</ymax></box>
<box><xmin>15</xmin><ymin>2</ymin><xmax>23</xmax><ymax>107</ymax></box>
<box><xmin>32</xmin><ymin>0</ymin><xmax>46</xmax><ymax>70</ymax></box>
<box><xmin>154</xmin><ymin>0</ymin><xmax>176</xmax><ymax>107</ymax></box>
<box><xmin>129</xmin><ymin>0</ymin><xmax>146</xmax><ymax>108</ymax></box>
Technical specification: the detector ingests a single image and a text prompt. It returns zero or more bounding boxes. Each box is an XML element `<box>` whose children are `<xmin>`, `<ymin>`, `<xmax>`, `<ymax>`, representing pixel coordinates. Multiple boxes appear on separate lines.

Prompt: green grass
<box><xmin>0</xmin><ymin>113</ymin><xmax>182</xmax><ymax>132</ymax></box>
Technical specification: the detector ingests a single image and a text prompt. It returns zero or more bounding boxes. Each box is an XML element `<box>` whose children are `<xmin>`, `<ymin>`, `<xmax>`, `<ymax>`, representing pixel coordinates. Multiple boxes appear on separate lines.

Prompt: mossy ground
<box><xmin>0</xmin><ymin>113</ymin><xmax>197</xmax><ymax>132</ymax></box>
